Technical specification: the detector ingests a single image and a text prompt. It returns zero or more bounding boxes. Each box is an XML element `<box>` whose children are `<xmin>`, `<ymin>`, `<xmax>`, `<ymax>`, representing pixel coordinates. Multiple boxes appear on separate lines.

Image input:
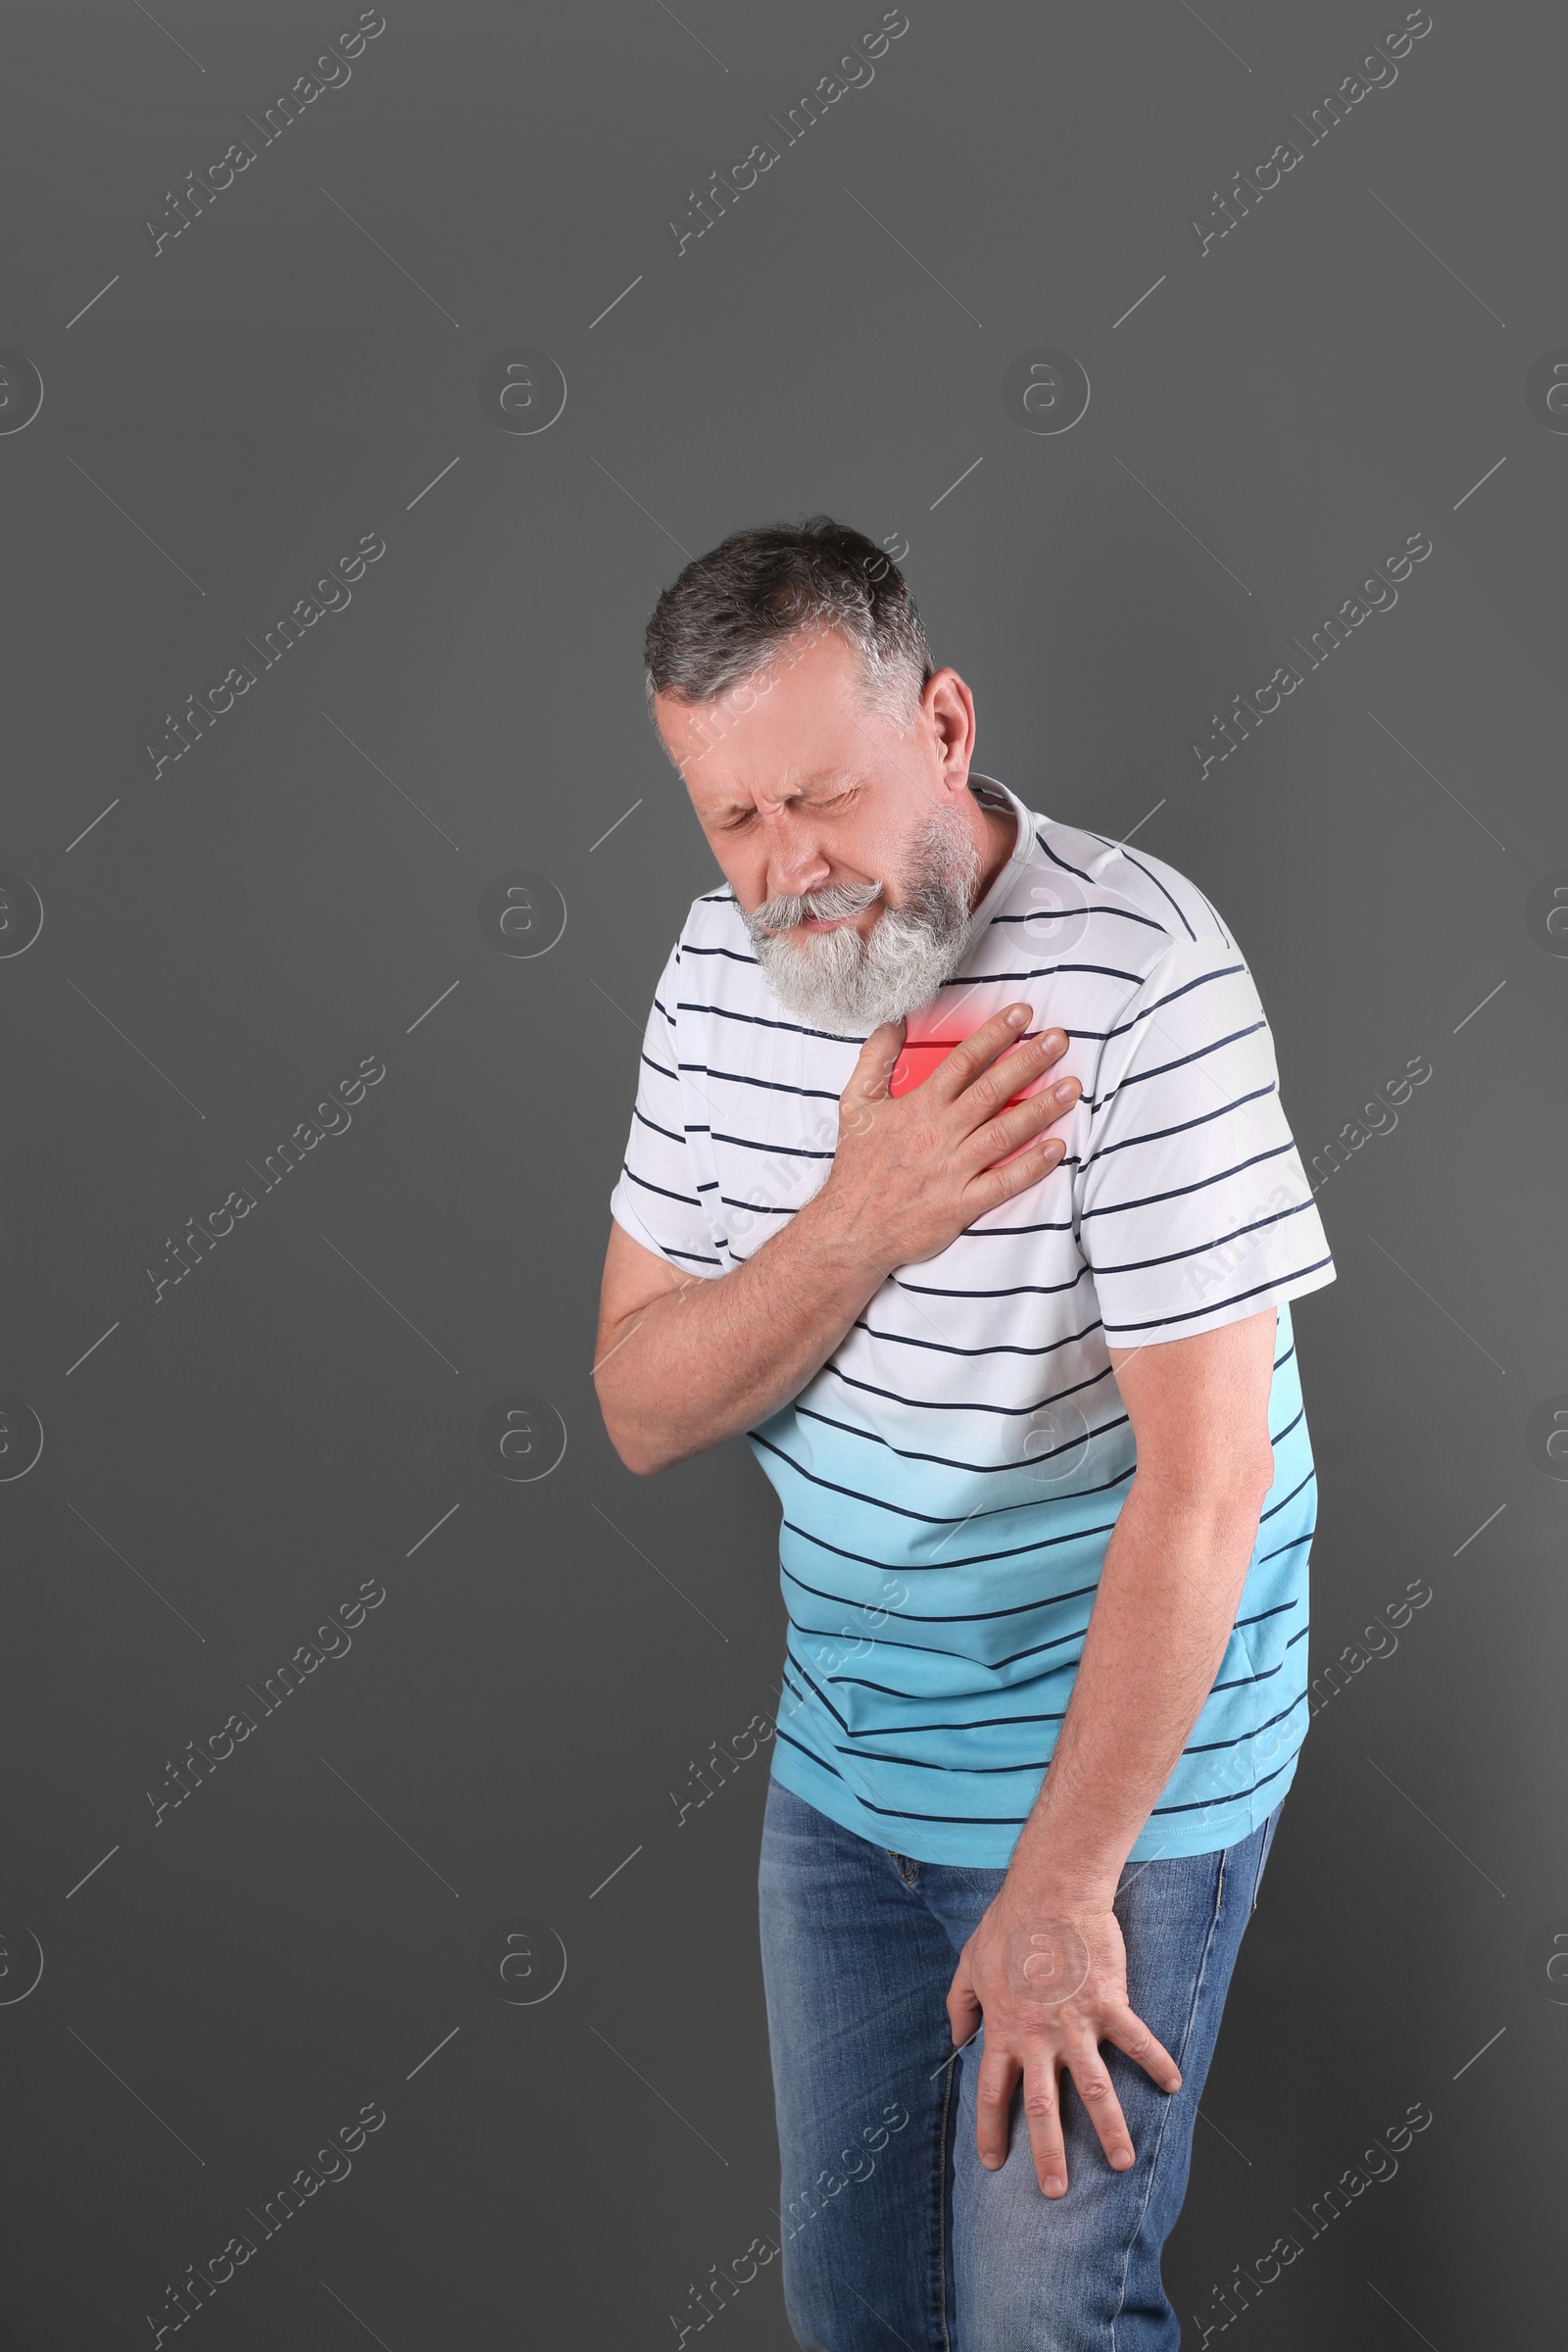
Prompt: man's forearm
<box><xmin>1005</xmin><ymin>1469</ymin><xmax>1271</xmax><ymax>1896</ymax></box>
<box><xmin>597</xmin><ymin>1011</ymin><xmax>1080</xmax><ymax>1476</ymax></box>
<box><xmin>596</xmin><ymin>1195</ymin><xmax>890</xmax><ymax>1473</ymax></box>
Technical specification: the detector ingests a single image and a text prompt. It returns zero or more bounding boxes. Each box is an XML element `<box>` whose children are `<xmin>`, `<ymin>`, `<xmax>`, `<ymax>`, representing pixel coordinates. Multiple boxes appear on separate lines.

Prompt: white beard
<box><xmin>743</xmin><ymin>806</ymin><xmax>983</xmax><ymax>1031</ymax></box>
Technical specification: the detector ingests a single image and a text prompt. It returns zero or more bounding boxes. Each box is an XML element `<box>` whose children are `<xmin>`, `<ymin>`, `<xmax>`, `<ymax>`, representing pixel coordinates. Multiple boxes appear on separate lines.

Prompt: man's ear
<box><xmin>921</xmin><ymin>666</ymin><xmax>977</xmax><ymax>785</ymax></box>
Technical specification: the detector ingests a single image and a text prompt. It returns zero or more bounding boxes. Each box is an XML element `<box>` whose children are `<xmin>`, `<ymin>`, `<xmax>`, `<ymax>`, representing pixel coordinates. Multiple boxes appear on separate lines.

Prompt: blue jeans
<box><xmin>758</xmin><ymin>1777</ymin><xmax>1282</xmax><ymax>2351</ymax></box>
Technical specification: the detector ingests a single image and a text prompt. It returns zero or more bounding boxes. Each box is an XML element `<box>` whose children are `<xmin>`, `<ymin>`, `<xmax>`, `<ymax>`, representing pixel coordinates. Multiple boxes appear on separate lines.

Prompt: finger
<box><xmin>962</xmin><ymin>1077</ymin><xmax>1081</xmax><ymax>1170</ymax></box>
<box><xmin>1019</xmin><ymin>2055</ymin><xmax>1069</xmax><ymax>2198</ymax></box>
<box><xmin>974</xmin><ymin>2049</ymin><xmax>1020</xmax><ymax>2174</ymax></box>
<box><xmin>952</xmin><ymin>1028</ymin><xmax>1073</xmax><ymax>1124</ymax></box>
<box><xmin>946</xmin><ymin>1957</ymin><xmax>981</xmax><ymax>2045</ymax></box>
<box><xmin>842</xmin><ymin>1017</ymin><xmax>906</xmax><ymax>1107</ymax></box>
<box><xmin>1064</xmin><ymin>2043</ymin><xmax>1137</xmax><ymax>2174</ymax></box>
<box><xmin>1102</xmin><ymin>2006</ymin><xmax>1182</xmax><ymax>2094</ymax></box>
<box><xmin>921</xmin><ymin>1005</ymin><xmax>1039</xmax><ymax>1102</ymax></box>
<box><xmin>968</xmin><ymin>1135</ymin><xmax>1070</xmax><ymax>1214</ymax></box>
<box><xmin>839</xmin><ymin>1018</ymin><xmax>906</xmax><ymax>1136</ymax></box>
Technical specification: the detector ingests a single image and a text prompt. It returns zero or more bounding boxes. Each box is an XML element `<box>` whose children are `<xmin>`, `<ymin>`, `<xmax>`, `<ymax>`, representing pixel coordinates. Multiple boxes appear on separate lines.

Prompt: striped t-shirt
<box><xmin>610</xmin><ymin>776</ymin><xmax>1337</xmax><ymax>1866</ymax></box>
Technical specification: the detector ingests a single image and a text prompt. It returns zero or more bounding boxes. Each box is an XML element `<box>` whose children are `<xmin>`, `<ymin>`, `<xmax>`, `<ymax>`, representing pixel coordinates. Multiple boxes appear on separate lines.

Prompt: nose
<box><xmin>760</xmin><ymin>807</ymin><xmax>832</xmax><ymax>903</ymax></box>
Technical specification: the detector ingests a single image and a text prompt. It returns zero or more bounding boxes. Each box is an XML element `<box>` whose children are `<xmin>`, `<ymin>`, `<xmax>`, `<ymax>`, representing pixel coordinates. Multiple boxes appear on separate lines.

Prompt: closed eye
<box><xmin>710</xmin><ymin>783</ymin><xmax>859</xmax><ymax>830</ymax></box>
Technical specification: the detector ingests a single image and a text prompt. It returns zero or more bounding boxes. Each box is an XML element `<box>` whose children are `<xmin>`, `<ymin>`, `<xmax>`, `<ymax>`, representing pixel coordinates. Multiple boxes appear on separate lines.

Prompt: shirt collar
<box><xmin>958</xmin><ymin>773</ymin><xmax>1034</xmax><ymax>947</ymax></box>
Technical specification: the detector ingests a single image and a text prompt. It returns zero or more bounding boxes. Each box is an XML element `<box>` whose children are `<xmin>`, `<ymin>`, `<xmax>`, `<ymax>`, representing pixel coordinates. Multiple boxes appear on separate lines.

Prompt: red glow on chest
<box><xmin>887</xmin><ymin>1022</ymin><xmax>1048</xmax><ymax>1104</ymax></box>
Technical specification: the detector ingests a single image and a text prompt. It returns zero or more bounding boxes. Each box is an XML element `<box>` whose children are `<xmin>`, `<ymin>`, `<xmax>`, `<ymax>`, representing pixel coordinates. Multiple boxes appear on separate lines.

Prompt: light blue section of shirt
<box><xmin>760</xmin><ymin>1299</ymin><xmax>1313</xmax><ymax>1867</ymax></box>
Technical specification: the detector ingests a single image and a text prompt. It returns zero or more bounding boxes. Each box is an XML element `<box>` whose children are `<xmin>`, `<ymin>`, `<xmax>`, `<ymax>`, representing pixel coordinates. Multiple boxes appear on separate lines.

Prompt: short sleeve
<box><xmin>609</xmin><ymin>945</ymin><xmax>725</xmax><ymax>1277</ymax></box>
<box><xmin>1074</xmin><ymin>938</ymin><xmax>1336</xmax><ymax>1346</ymax></box>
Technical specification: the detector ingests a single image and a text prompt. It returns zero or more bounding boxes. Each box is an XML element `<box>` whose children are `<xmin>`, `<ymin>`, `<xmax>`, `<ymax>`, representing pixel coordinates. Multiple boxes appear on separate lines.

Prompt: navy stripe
<box><xmin>827</xmin><ymin>1703</ymin><xmax>1070</xmax><ymax>1737</ymax></box>
<box><xmin>820</xmin><ymin>1363</ymin><xmax>1119</xmax><ymax>1421</ymax></box>
<box><xmin>1101</xmin><ymin>1257</ymin><xmax>1334</xmax><ymax>1332</ymax></box>
<box><xmin>848</xmin><ymin>1317</ymin><xmax>1116</xmax><ymax>1366</ymax></box>
<box><xmin>710</xmin><ymin>1131</ymin><xmax>834</xmax><ymax>1159</ymax></box>
<box><xmin>766</xmin><ymin>1735</ymin><xmax>1034</xmax><ymax>1826</ymax></box>
<box><xmin>785</xmin><ymin>1604</ymin><xmax>1093</xmax><ymax>1672</ymax></box>
<box><xmin>780</xmin><ymin>1511</ymin><xmax>1129</xmax><ymax>1575</ymax></box>
<box><xmin>1258</xmin><ymin>1463</ymin><xmax>1314</xmax><ymax>1525</ymax></box>
<box><xmin>935</xmin><ymin>1215</ymin><xmax>1079</xmax><ymax>1241</ymax></box>
<box><xmin>1090</xmin><ymin>1018</ymin><xmax>1266</xmax><ymax>1114</ymax></box>
<box><xmin>782</xmin><ymin>1401</ymin><xmax>1129</xmax><ymax>1474</ymax></box>
<box><xmin>680</xmin><ymin>1062</ymin><xmax>842</xmax><ymax>1102</ymax></box>
<box><xmin>1149</xmin><ymin>1745</ymin><xmax>1298</xmax><ymax>1815</ymax></box>
<box><xmin>1079</xmin><ymin>1141</ymin><xmax>1297</xmax><ymax>1221</ymax></box>
<box><xmin>676</xmin><ymin>1000</ymin><xmax>864</xmax><ymax>1045</ymax></box>
<box><xmin>1092</xmin><ymin>1197</ymin><xmax>1320</xmax><ymax>1278</ymax></box>
<box><xmin>753</xmin><ymin>1433</ymin><xmax>979</xmax><ymax>1524</ymax></box>
<box><xmin>1210</xmin><ymin>1655</ymin><xmax>1283</xmax><ymax>1692</ymax></box>
<box><xmin>621</xmin><ymin>1163</ymin><xmax>701</xmax><ymax>1209</ymax></box>
<box><xmin>833</xmin><ymin>1741</ymin><xmax>1054</xmax><ymax>1776</ymax></box>
<box><xmin>632</xmin><ymin>1106</ymin><xmax>684</xmax><ymax>1145</ymax></box>
<box><xmin>1102</xmin><ymin>964</ymin><xmax>1243</xmax><ymax>1043</ymax></box>
<box><xmin>994</xmin><ymin>902</ymin><xmax>1169</xmax><ymax>936</ymax></box>
<box><xmin>1081</xmin><ymin>835</ymin><xmax>1200</xmax><ymax>944</ymax></box>
<box><xmin>1194</xmin><ymin>886</ymin><xmax>1235</xmax><ymax>950</ymax></box>
<box><xmin>782</xmin><ymin>1563</ymin><xmax>1104</xmax><ymax>1627</ymax></box>
<box><xmin>782</xmin><ymin>1653</ymin><xmax>851</xmax><ymax>1737</ymax></box>
<box><xmin>1264</xmin><ymin>1403</ymin><xmax>1306</xmax><ymax>1455</ymax></box>
<box><xmin>984</xmin><ymin>971</ymin><xmax>1246</xmax><ymax>1056</ymax></box>
<box><xmin>899</xmin><ymin>1263</ymin><xmax>1096</xmax><ymax>1303</ymax></box>
<box><xmin>1255</xmin><ymin>1532</ymin><xmax>1312</xmax><ymax>1568</ymax></box>
<box><xmin>1235</xmin><ymin>1596</ymin><xmax>1299</xmax><ymax>1630</ymax></box>
<box><xmin>1035</xmin><ymin>836</ymin><xmax>1100</xmax><ymax>891</ymax></box>
<box><xmin>1077</xmin><ymin>1083</ymin><xmax>1278</xmax><ymax>1173</ymax></box>
<box><xmin>932</xmin><ymin>960</ymin><xmax>1148</xmax><ymax>987</ymax></box>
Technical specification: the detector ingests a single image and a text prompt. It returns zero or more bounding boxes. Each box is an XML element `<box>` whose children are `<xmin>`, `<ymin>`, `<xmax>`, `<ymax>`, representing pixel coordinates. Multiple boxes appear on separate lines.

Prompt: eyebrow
<box><xmin>702</xmin><ymin>768</ymin><xmax>859</xmax><ymax>818</ymax></box>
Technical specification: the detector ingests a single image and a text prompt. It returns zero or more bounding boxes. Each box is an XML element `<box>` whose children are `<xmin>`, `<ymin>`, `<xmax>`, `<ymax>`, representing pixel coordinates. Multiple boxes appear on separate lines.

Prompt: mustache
<box><xmin>751</xmin><ymin>878</ymin><xmax>884</xmax><ymax>934</ymax></box>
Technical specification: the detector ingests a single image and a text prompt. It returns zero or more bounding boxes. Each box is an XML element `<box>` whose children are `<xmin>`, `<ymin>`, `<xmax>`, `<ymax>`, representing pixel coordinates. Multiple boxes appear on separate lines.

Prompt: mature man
<box><xmin>595</xmin><ymin>517</ymin><xmax>1336</xmax><ymax>2350</ymax></box>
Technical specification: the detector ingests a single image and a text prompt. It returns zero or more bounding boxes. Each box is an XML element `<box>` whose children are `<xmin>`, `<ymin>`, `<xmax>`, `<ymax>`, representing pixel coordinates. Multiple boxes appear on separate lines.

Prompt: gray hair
<box><xmin>642</xmin><ymin>515</ymin><xmax>934</xmax><ymax>732</ymax></box>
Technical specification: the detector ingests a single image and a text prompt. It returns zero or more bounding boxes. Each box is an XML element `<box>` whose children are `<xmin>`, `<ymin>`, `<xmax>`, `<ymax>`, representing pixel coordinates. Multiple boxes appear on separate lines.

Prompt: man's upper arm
<box><xmin>1108</xmin><ymin>1312</ymin><xmax>1278</xmax><ymax>1496</ymax></box>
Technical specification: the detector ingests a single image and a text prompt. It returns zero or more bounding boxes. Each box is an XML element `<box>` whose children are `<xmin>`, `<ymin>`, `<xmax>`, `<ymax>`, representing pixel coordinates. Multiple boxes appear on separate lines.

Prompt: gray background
<box><xmin>2</xmin><ymin>0</ymin><xmax>1564</xmax><ymax>2343</ymax></box>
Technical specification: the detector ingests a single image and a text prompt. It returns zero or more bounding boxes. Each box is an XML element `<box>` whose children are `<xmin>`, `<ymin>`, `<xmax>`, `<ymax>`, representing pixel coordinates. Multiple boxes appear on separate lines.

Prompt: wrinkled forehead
<box><xmin>656</xmin><ymin>622</ymin><xmax>891</xmax><ymax>799</ymax></box>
